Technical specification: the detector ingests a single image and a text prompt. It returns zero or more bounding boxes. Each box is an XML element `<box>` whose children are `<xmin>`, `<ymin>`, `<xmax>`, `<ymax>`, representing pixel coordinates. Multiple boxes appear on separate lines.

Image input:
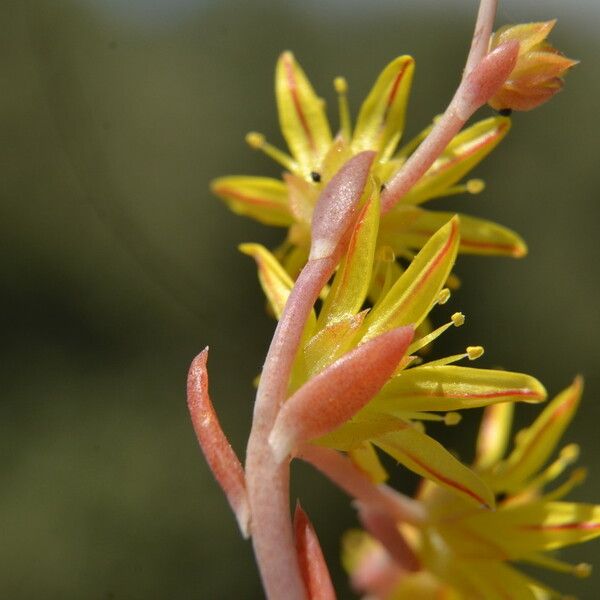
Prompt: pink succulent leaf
<box><xmin>310</xmin><ymin>150</ymin><xmax>376</xmax><ymax>261</ymax></box>
<box><xmin>457</xmin><ymin>40</ymin><xmax>519</xmax><ymax>119</ymax></box>
<box><xmin>269</xmin><ymin>326</ymin><xmax>414</xmax><ymax>463</ymax></box>
<box><xmin>294</xmin><ymin>502</ymin><xmax>337</xmax><ymax>600</ymax></box>
<box><xmin>187</xmin><ymin>348</ymin><xmax>251</xmax><ymax>538</ymax></box>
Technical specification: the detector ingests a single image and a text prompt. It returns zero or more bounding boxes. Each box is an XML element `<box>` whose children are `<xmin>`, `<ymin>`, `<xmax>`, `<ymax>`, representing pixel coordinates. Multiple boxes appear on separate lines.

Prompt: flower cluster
<box><xmin>185</xmin><ymin>5</ymin><xmax>592</xmax><ymax>600</ymax></box>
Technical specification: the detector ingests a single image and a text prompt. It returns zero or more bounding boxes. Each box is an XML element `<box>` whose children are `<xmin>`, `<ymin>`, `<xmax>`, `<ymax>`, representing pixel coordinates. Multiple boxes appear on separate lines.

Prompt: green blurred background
<box><xmin>2</xmin><ymin>0</ymin><xmax>599</xmax><ymax>598</ymax></box>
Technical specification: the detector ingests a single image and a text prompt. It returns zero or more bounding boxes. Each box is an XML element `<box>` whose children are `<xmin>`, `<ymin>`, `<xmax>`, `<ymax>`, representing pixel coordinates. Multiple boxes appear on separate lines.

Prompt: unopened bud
<box><xmin>488</xmin><ymin>20</ymin><xmax>578</xmax><ymax>112</ymax></box>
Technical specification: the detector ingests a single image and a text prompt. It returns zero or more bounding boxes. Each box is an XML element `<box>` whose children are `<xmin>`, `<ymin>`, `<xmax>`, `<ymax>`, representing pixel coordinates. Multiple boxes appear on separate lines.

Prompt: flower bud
<box><xmin>488</xmin><ymin>20</ymin><xmax>577</xmax><ymax>112</ymax></box>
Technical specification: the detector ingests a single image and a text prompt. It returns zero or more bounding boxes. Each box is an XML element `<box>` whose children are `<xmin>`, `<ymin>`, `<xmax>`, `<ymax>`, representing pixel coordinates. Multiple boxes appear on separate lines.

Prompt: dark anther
<box><xmin>497</xmin><ymin>108</ymin><xmax>513</xmax><ymax>117</ymax></box>
<box><xmin>380</xmin><ymin>183</ymin><xmax>387</xmax><ymax>192</ymax></box>
<box><xmin>310</xmin><ymin>171</ymin><xmax>321</xmax><ymax>183</ymax></box>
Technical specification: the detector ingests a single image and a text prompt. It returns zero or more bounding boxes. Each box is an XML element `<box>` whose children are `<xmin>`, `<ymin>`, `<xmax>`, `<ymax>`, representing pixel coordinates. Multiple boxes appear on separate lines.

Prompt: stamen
<box><xmin>451</xmin><ymin>312</ymin><xmax>465</xmax><ymax>326</ymax></box>
<box><xmin>334</xmin><ymin>76</ymin><xmax>352</xmax><ymax>141</ymax></box>
<box><xmin>245</xmin><ymin>131</ymin><xmax>298</xmax><ymax>172</ymax></box>
<box><xmin>420</xmin><ymin>345</ymin><xmax>483</xmax><ymax>368</ymax></box>
<box><xmin>402</xmin><ymin>411</ymin><xmax>462</xmax><ymax>425</ymax></box>
<box><xmin>445</xmin><ymin>412</ymin><xmax>462</xmax><ymax>425</ymax></box>
<box><xmin>429</xmin><ymin>178</ymin><xmax>486</xmax><ymax>198</ymax></box>
<box><xmin>526</xmin><ymin>443</ymin><xmax>580</xmax><ymax>490</ymax></box>
<box><xmin>524</xmin><ymin>553</ymin><xmax>592</xmax><ymax>578</ymax></box>
<box><xmin>542</xmin><ymin>467</ymin><xmax>587</xmax><ymax>502</ymax></box>
<box><xmin>437</xmin><ymin>288</ymin><xmax>451</xmax><ymax>305</ymax></box>
<box><xmin>467</xmin><ymin>346</ymin><xmax>484</xmax><ymax>360</ymax></box>
<box><xmin>407</xmin><ymin>312</ymin><xmax>464</xmax><ymax>355</ymax></box>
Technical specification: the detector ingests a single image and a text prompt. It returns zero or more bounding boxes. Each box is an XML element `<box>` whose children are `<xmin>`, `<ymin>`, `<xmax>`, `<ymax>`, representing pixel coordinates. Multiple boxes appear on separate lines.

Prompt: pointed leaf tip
<box><xmin>294</xmin><ymin>503</ymin><xmax>336</xmax><ymax>600</ymax></box>
<box><xmin>269</xmin><ymin>325</ymin><xmax>414</xmax><ymax>463</ymax></box>
<box><xmin>187</xmin><ymin>349</ymin><xmax>250</xmax><ymax>537</ymax></box>
<box><xmin>310</xmin><ymin>151</ymin><xmax>376</xmax><ymax>261</ymax></box>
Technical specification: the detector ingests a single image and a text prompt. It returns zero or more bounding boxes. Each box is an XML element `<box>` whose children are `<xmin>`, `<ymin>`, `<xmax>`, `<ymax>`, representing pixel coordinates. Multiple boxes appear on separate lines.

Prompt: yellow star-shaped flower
<box><xmin>212</xmin><ymin>52</ymin><xmax>527</xmax><ymax>283</ymax></box>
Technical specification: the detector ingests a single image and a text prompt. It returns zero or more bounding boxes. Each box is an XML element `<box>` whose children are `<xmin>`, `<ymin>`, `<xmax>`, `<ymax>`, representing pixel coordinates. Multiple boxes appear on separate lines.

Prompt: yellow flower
<box><xmin>244</xmin><ymin>184</ymin><xmax>545</xmax><ymax>508</ymax></box>
<box><xmin>488</xmin><ymin>21</ymin><xmax>578</xmax><ymax>112</ymax></box>
<box><xmin>213</xmin><ymin>51</ymin><xmax>527</xmax><ymax>282</ymax></box>
<box><xmin>343</xmin><ymin>378</ymin><xmax>600</xmax><ymax>599</ymax></box>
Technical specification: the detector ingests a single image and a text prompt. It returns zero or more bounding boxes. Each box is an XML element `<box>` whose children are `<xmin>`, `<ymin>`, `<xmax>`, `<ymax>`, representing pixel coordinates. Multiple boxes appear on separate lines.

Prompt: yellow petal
<box><xmin>352</xmin><ymin>56</ymin><xmax>415</xmax><ymax>161</ymax></box>
<box><xmin>492</xmin><ymin>21</ymin><xmax>556</xmax><ymax>56</ymax></box>
<box><xmin>304</xmin><ymin>311</ymin><xmax>367</xmax><ymax>379</ymax></box>
<box><xmin>276</xmin><ymin>51</ymin><xmax>332</xmax><ymax>176</ymax></box>
<box><xmin>211</xmin><ymin>176</ymin><xmax>293</xmax><ymax>226</ymax></box>
<box><xmin>362</xmin><ymin>217</ymin><xmax>459</xmax><ymax>340</ymax></box>
<box><xmin>284</xmin><ymin>173</ymin><xmax>318</xmax><ymax>226</ymax></box>
<box><xmin>381</xmin><ymin>207</ymin><xmax>527</xmax><ymax>258</ymax></box>
<box><xmin>240</xmin><ymin>243</ymin><xmax>317</xmax><ymax>330</ymax></box>
<box><xmin>369</xmin><ymin>366</ymin><xmax>546</xmax><ymax>413</ymax></box>
<box><xmin>398</xmin><ymin>117</ymin><xmax>511</xmax><ymax>205</ymax></box>
<box><xmin>494</xmin><ymin>378</ymin><xmax>582</xmax><ymax>492</ymax></box>
<box><xmin>318</xmin><ymin>179</ymin><xmax>380</xmax><ymax>326</ymax></box>
<box><xmin>374</xmin><ymin>427</ymin><xmax>495</xmax><ymax>508</ymax></box>
<box><xmin>349</xmin><ymin>441</ymin><xmax>389</xmax><ymax>484</ymax></box>
<box><xmin>474</xmin><ymin>403</ymin><xmax>515</xmax><ymax>471</ymax></box>
<box><xmin>465</xmin><ymin>500</ymin><xmax>600</xmax><ymax>556</ymax></box>
<box><xmin>314</xmin><ymin>414</ymin><xmax>405</xmax><ymax>451</ymax></box>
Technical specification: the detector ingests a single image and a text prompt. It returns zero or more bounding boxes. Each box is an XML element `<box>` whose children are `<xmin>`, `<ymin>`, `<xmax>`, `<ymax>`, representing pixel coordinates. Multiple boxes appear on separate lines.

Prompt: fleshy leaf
<box><xmin>474</xmin><ymin>402</ymin><xmax>515</xmax><ymax>471</ymax></box>
<box><xmin>269</xmin><ymin>326</ymin><xmax>414</xmax><ymax>463</ymax></box>
<box><xmin>369</xmin><ymin>366</ymin><xmax>547</xmax><ymax>413</ymax></box>
<box><xmin>397</xmin><ymin>117</ymin><xmax>511</xmax><ymax>205</ymax></box>
<box><xmin>352</xmin><ymin>56</ymin><xmax>415</xmax><ymax>161</ymax></box>
<box><xmin>374</xmin><ymin>426</ymin><xmax>495</xmax><ymax>508</ymax></box>
<box><xmin>381</xmin><ymin>206</ymin><xmax>527</xmax><ymax>257</ymax></box>
<box><xmin>294</xmin><ymin>503</ymin><xmax>336</xmax><ymax>600</ymax></box>
<box><xmin>493</xmin><ymin>378</ymin><xmax>582</xmax><ymax>492</ymax></box>
<box><xmin>362</xmin><ymin>217</ymin><xmax>459</xmax><ymax>340</ymax></box>
<box><xmin>276</xmin><ymin>51</ymin><xmax>332</xmax><ymax>176</ymax></box>
<box><xmin>318</xmin><ymin>180</ymin><xmax>380</xmax><ymax>325</ymax></box>
<box><xmin>186</xmin><ymin>349</ymin><xmax>250</xmax><ymax>537</ymax></box>
<box><xmin>310</xmin><ymin>151</ymin><xmax>376</xmax><ymax>260</ymax></box>
<box><xmin>211</xmin><ymin>176</ymin><xmax>293</xmax><ymax>226</ymax></box>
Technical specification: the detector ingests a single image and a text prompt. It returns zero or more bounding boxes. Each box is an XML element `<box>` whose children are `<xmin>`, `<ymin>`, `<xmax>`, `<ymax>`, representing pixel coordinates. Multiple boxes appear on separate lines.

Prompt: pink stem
<box><xmin>464</xmin><ymin>0</ymin><xmax>499</xmax><ymax>75</ymax></box>
<box><xmin>244</xmin><ymin>152</ymin><xmax>374</xmax><ymax>600</ymax></box>
<box><xmin>245</xmin><ymin>257</ymin><xmax>336</xmax><ymax>600</ymax></box>
<box><xmin>297</xmin><ymin>445</ymin><xmax>425</xmax><ymax>525</ymax></box>
<box><xmin>381</xmin><ymin>0</ymin><xmax>502</xmax><ymax>213</ymax></box>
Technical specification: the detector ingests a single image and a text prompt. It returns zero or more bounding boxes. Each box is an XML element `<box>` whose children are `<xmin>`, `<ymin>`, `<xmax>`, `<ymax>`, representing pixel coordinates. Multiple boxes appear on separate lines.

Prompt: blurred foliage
<box><xmin>1</xmin><ymin>0</ymin><xmax>599</xmax><ymax>598</ymax></box>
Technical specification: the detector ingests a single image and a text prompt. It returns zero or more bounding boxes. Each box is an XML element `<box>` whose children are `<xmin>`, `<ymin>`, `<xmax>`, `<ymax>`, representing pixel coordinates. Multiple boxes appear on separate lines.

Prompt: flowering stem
<box><xmin>464</xmin><ymin>0</ymin><xmax>499</xmax><ymax>75</ymax></box>
<box><xmin>381</xmin><ymin>0</ymin><xmax>502</xmax><ymax>213</ymax></box>
<box><xmin>245</xmin><ymin>256</ymin><xmax>336</xmax><ymax>600</ymax></box>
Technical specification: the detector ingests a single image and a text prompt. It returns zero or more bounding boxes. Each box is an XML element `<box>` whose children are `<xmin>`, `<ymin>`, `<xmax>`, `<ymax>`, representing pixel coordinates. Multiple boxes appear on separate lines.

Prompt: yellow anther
<box><xmin>444</xmin><ymin>412</ymin><xmax>462</xmax><ymax>426</ymax></box>
<box><xmin>575</xmin><ymin>563</ymin><xmax>592</xmax><ymax>578</ymax></box>
<box><xmin>334</xmin><ymin>76</ymin><xmax>348</xmax><ymax>94</ymax></box>
<box><xmin>467</xmin><ymin>346</ymin><xmax>484</xmax><ymax>360</ymax></box>
<box><xmin>378</xmin><ymin>245</ymin><xmax>395</xmax><ymax>263</ymax></box>
<box><xmin>560</xmin><ymin>443</ymin><xmax>580</xmax><ymax>462</ymax></box>
<box><xmin>466</xmin><ymin>178</ymin><xmax>485</xmax><ymax>194</ymax></box>
<box><xmin>451</xmin><ymin>312</ymin><xmax>465</xmax><ymax>327</ymax></box>
<box><xmin>246</xmin><ymin>131</ymin><xmax>265</xmax><ymax>148</ymax></box>
<box><xmin>438</xmin><ymin>288</ymin><xmax>451</xmax><ymax>305</ymax></box>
